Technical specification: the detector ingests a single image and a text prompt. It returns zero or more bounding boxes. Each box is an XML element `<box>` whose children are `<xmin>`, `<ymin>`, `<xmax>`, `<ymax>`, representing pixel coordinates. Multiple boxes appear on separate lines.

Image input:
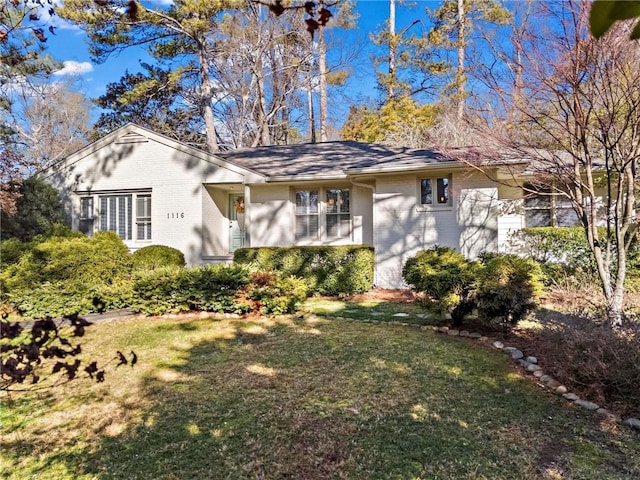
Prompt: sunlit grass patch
<box><xmin>302</xmin><ymin>296</ymin><xmax>431</xmax><ymax>324</ymax></box>
<box><xmin>2</xmin><ymin>315</ymin><xmax>639</xmax><ymax>480</ymax></box>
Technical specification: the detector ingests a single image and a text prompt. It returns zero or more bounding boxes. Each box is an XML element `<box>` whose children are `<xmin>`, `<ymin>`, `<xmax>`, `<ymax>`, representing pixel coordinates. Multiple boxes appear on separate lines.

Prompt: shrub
<box><xmin>513</xmin><ymin>227</ymin><xmax>640</xmax><ymax>288</ymax></box>
<box><xmin>184</xmin><ymin>264</ymin><xmax>251</xmax><ymax>313</ymax></box>
<box><xmin>472</xmin><ymin>253</ymin><xmax>544</xmax><ymax>328</ymax></box>
<box><xmin>245</xmin><ymin>272</ymin><xmax>308</xmax><ymax>315</ymax></box>
<box><xmin>0</xmin><ymin>238</ymin><xmax>31</xmax><ymax>266</ymax></box>
<box><xmin>234</xmin><ymin>245</ymin><xmax>374</xmax><ymax>295</ymax></box>
<box><xmin>535</xmin><ymin>316</ymin><xmax>640</xmax><ymax>415</ymax></box>
<box><xmin>2</xmin><ymin>232</ymin><xmax>133</xmax><ymax>318</ymax></box>
<box><xmin>132</xmin><ymin>245</ymin><xmax>186</xmax><ymax>270</ymax></box>
<box><xmin>131</xmin><ymin>264</ymin><xmax>252</xmax><ymax>316</ymax></box>
<box><xmin>131</xmin><ymin>267</ymin><xmax>190</xmax><ymax>316</ymax></box>
<box><xmin>402</xmin><ymin>246</ymin><xmax>477</xmax><ymax>316</ymax></box>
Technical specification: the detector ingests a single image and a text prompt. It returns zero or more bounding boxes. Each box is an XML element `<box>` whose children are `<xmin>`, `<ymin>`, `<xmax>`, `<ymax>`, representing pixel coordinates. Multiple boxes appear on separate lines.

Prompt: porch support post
<box><xmin>244</xmin><ymin>184</ymin><xmax>251</xmax><ymax>247</ymax></box>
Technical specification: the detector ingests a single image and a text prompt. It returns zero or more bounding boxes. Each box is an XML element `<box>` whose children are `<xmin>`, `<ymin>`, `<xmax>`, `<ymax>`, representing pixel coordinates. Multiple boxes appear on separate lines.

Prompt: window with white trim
<box><xmin>100</xmin><ymin>194</ymin><xmax>132</xmax><ymax>240</ymax></box>
<box><xmin>295</xmin><ymin>189</ymin><xmax>319</xmax><ymax>239</ymax></box>
<box><xmin>524</xmin><ymin>184</ymin><xmax>580</xmax><ymax>227</ymax></box>
<box><xmin>83</xmin><ymin>192</ymin><xmax>151</xmax><ymax>241</ymax></box>
<box><xmin>294</xmin><ymin>187</ymin><xmax>352</xmax><ymax>240</ymax></box>
<box><xmin>326</xmin><ymin>188</ymin><xmax>350</xmax><ymax>238</ymax></box>
<box><xmin>136</xmin><ymin>194</ymin><xmax>152</xmax><ymax>240</ymax></box>
<box><xmin>420</xmin><ymin>176</ymin><xmax>450</xmax><ymax>206</ymax></box>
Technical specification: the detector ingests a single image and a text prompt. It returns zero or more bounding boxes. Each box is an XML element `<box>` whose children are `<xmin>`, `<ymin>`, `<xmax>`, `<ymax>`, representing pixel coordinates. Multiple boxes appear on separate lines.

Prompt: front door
<box><xmin>229</xmin><ymin>193</ymin><xmax>246</xmax><ymax>252</ymax></box>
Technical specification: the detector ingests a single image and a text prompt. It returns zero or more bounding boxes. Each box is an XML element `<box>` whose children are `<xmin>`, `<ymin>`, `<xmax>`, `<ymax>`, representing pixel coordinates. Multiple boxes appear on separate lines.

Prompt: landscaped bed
<box><xmin>2</xmin><ymin>313</ymin><xmax>639</xmax><ymax>479</ymax></box>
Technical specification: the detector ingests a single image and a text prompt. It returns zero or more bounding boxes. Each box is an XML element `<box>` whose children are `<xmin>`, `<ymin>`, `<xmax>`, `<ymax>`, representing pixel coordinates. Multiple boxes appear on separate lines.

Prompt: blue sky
<box><xmin>46</xmin><ymin>1</ymin><xmax>443</xmax><ymax>123</ymax></box>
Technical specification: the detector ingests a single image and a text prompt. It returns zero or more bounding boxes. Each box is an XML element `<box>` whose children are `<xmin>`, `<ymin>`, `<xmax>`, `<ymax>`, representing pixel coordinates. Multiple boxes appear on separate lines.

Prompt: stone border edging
<box><xmin>333</xmin><ymin>315</ymin><xmax>640</xmax><ymax>433</ymax></box>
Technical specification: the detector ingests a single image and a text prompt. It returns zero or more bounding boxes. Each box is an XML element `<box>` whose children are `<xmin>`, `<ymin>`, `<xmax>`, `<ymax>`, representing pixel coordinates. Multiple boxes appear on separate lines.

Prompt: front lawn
<box><xmin>2</xmin><ymin>314</ymin><xmax>639</xmax><ymax>479</ymax></box>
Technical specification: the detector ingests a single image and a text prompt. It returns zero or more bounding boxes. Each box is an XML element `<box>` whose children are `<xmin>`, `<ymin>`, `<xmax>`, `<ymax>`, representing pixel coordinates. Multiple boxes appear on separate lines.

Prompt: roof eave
<box><xmin>345</xmin><ymin>161</ymin><xmax>467</xmax><ymax>175</ymax></box>
<box><xmin>266</xmin><ymin>173</ymin><xmax>349</xmax><ymax>182</ymax></box>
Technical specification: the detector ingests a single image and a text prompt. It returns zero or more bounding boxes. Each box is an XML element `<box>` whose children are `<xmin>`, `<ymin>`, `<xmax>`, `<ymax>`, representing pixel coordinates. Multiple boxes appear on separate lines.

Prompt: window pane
<box><xmin>437</xmin><ymin>177</ymin><xmax>449</xmax><ymax>204</ymax></box>
<box><xmin>80</xmin><ymin>197</ymin><xmax>93</xmax><ymax>219</ymax></box>
<box><xmin>326</xmin><ymin>190</ymin><xmax>338</xmax><ymax>213</ymax></box>
<box><xmin>420</xmin><ymin>179</ymin><xmax>432</xmax><ymax>205</ymax></box>
<box><xmin>525</xmin><ymin>195</ymin><xmax>551</xmax><ymax>209</ymax></box>
<box><xmin>525</xmin><ymin>209</ymin><xmax>552</xmax><ymax>227</ymax></box>
<box><xmin>327</xmin><ymin>214</ymin><xmax>338</xmax><ymax>237</ymax></box>
<box><xmin>127</xmin><ymin>196</ymin><xmax>132</xmax><ymax>239</ymax></box>
<box><xmin>339</xmin><ymin>189</ymin><xmax>350</xmax><ymax>213</ymax></box>
<box><xmin>100</xmin><ymin>197</ymin><xmax>107</xmax><ymax>231</ymax></box>
<box><xmin>136</xmin><ymin>195</ymin><xmax>151</xmax><ymax>240</ymax></box>
<box><xmin>557</xmin><ymin>208</ymin><xmax>580</xmax><ymax>227</ymax></box>
<box><xmin>339</xmin><ymin>214</ymin><xmax>351</xmax><ymax>236</ymax></box>
<box><xmin>296</xmin><ymin>190</ymin><xmax>318</xmax><ymax>214</ymax></box>
<box><xmin>296</xmin><ymin>190</ymin><xmax>318</xmax><ymax>238</ymax></box>
<box><xmin>109</xmin><ymin>197</ymin><xmax>117</xmax><ymax>231</ymax></box>
<box><xmin>99</xmin><ymin>195</ymin><xmax>132</xmax><ymax>240</ymax></box>
<box><xmin>296</xmin><ymin>215</ymin><xmax>318</xmax><ymax>239</ymax></box>
<box><xmin>79</xmin><ymin>219</ymin><xmax>93</xmax><ymax>235</ymax></box>
<box><xmin>326</xmin><ymin>189</ymin><xmax>350</xmax><ymax>213</ymax></box>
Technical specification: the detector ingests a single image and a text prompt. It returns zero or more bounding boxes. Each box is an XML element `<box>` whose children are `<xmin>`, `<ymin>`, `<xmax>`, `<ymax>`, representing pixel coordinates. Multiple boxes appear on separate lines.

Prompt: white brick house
<box><xmin>43</xmin><ymin>123</ymin><xmax>565</xmax><ymax>288</ymax></box>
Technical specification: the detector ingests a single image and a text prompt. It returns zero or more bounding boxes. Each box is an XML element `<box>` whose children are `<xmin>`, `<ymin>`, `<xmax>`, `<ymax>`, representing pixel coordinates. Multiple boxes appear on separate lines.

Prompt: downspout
<box><xmin>350</xmin><ymin>177</ymin><xmax>377</xmax><ymax>287</ymax></box>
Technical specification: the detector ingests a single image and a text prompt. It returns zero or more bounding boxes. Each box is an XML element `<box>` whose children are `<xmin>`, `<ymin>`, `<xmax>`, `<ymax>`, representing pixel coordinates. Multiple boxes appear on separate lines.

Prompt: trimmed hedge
<box><xmin>131</xmin><ymin>265</ymin><xmax>307</xmax><ymax>316</ymax></box>
<box><xmin>132</xmin><ymin>245</ymin><xmax>185</xmax><ymax>270</ymax></box>
<box><xmin>233</xmin><ymin>245</ymin><xmax>374</xmax><ymax>296</ymax></box>
<box><xmin>513</xmin><ymin>227</ymin><xmax>640</xmax><ymax>286</ymax></box>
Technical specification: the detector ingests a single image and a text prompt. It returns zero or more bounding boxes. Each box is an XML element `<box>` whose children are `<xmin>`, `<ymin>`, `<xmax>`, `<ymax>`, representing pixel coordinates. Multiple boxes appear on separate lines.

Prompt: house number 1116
<box><xmin>167</xmin><ymin>212</ymin><xmax>185</xmax><ymax>219</ymax></box>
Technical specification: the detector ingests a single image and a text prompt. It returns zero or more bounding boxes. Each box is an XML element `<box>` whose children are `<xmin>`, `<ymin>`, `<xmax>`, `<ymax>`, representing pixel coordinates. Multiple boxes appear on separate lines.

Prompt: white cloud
<box><xmin>53</xmin><ymin>61</ymin><xmax>94</xmax><ymax>77</ymax></box>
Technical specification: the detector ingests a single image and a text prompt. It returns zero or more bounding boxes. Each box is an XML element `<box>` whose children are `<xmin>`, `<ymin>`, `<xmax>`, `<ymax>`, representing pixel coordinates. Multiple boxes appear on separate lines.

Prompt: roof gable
<box><xmin>41</xmin><ymin>123</ymin><xmax>265</xmax><ymax>183</ymax></box>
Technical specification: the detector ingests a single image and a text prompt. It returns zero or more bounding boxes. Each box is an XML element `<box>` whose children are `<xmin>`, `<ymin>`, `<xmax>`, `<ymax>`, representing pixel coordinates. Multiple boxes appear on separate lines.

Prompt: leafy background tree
<box><xmin>0</xmin><ymin>176</ymin><xmax>67</xmax><ymax>242</ymax></box>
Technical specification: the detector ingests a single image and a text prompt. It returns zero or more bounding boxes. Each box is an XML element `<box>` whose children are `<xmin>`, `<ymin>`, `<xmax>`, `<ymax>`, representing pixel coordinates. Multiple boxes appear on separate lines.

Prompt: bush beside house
<box><xmin>403</xmin><ymin>247</ymin><xmax>544</xmax><ymax>329</ymax></box>
<box><xmin>1</xmin><ymin>235</ymin><xmax>312</xmax><ymax>319</ymax></box>
<box><xmin>1</xmin><ymin>232</ymin><xmax>133</xmax><ymax>318</ymax></box>
<box><xmin>233</xmin><ymin>245</ymin><xmax>374</xmax><ymax>295</ymax></box>
<box><xmin>513</xmin><ymin>227</ymin><xmax>640</xmax><ymax>288</ymax></box>
<box><xmin>132</xmin><ymin>245</ymin><xmax>186</xmax><ymax>270</ymax></box>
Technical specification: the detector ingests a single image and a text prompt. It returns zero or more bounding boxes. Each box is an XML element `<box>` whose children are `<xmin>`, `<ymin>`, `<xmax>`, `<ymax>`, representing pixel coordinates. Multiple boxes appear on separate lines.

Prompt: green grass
<box><xmin>2</xmin><ymin>314</ymin><xmax>639</xmax><ymax>479</ymax></box>
<box><xmin>302</xmin><ymin>296</ymin><xmax>435</xmax><ymax>325</ymax></box>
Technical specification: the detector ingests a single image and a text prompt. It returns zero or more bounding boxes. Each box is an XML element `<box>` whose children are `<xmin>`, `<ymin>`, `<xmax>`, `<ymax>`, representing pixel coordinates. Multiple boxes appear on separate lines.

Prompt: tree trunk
<box><xmin>388</xmin><ymin>0</ymin><xmax>396</xmax><ymax>99</ymax></box>
<box><xmin>318</xmin><ymin>26</ymin><xmax>328</xmax><ymax>142</ymax></box>
<box><xmin>197</xmin><ymin>44</ymin><xmax>219</xmax><ymax>152</ymax></box>
<box><xmin>456</xmin><ymin>0</ymin><xmax>466</xmax><ymax>120</ymax></box>
<box><xmin>307</xmin><ymin>69</ymin><xmax>316</xmax><ymax>143</ymax></box>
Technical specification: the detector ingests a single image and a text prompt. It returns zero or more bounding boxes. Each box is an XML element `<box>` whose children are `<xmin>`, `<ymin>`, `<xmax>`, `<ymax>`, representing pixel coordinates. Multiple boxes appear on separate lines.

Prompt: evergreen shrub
<box><xmin>473</xmin><ymin>253</ymin><xmax>544</xmax><ymax>328</ymax></box>
<box><xmin>1</xmin><ymin>232</ymin><xmax>133</xmax><ymax>318</ymax></box>
<box><xmin>402</xmin><ymin>246</ymin><xmax>477</xmax><ymax>316</ymax></box>
<box><xmin>234</xmin><ymin>245</ymin><xmax>374</xmax><ymax>295</ymax></box>
<box><xmin>132</xmin><ymin>245</ymin><xmax>185</xmax><ymax>270</ymax></box>
<box><xmin>0</xmin><ymin>238</ymin><xmax>31</xmax><ymax>267</ymax></box>
<box><xmin>131</xmin><ymin>264</ymin><xmax>252</xmax><ymax>315</ymax></box>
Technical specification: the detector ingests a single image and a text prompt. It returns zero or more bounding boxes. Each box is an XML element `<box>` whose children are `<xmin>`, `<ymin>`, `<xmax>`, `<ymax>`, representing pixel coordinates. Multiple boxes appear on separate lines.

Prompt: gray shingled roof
<box><xmin>217</xmin><ymin>141</ymin><xmax>458</xmax><ymax>179</ymax></box>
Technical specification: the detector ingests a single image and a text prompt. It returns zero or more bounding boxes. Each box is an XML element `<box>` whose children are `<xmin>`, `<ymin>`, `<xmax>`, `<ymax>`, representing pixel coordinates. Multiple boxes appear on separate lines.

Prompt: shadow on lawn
<box><xmin>5</xmin><ymin>315</ymin><xmax>639</xmax><ymax>479</ymax></box>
